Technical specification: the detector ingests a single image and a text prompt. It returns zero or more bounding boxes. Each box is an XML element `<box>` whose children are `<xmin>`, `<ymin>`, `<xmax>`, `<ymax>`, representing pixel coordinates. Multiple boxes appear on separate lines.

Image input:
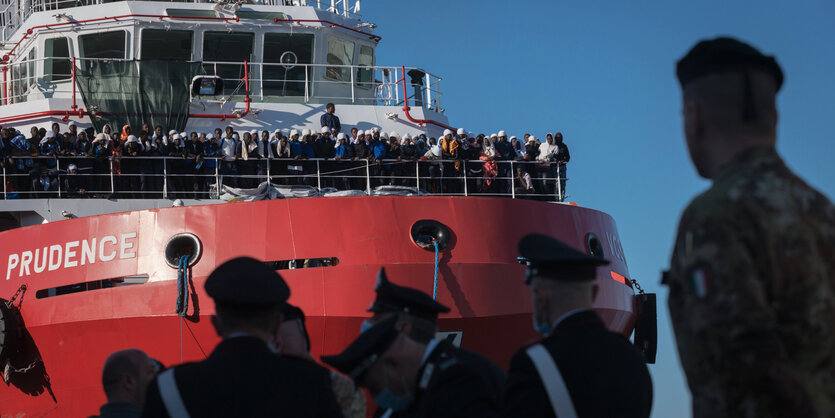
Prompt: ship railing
<box><xmin>1</xmin><ymin>57</ymin><xmax>442</xmax><ymax>110</ymax></box>
<box><xmin>1</xmin><ymin>156</ymin><xmax>567</xmax><ymax>201</ymax></box>
<box><xmin>201</xmin><ymin>61</ymin><xmax>441</xmax><ymax>108</ymax></box>
<box><xmin>0</xmin><ymin>0</ymin><xmax>362</xmax><ymax>44</ymax></box>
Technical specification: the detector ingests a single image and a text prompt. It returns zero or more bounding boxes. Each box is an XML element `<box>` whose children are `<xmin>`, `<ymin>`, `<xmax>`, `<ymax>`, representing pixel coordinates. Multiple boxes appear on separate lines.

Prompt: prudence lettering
<box><xmin>5</xmin><ymin>233</ymin><xmax>137</xmax><ymax>280</ymax></box>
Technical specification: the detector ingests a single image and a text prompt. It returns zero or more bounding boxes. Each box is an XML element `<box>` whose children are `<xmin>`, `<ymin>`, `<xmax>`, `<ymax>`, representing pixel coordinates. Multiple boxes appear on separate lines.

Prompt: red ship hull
<box><xmin>0</xmin><ymin>196</ymin><xmax>635</xmax><ymax>416</ymax></box>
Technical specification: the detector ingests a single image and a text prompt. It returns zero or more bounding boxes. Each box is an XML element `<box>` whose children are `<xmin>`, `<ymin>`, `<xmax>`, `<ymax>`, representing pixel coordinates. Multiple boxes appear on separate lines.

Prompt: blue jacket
<box><xmin>370</xmin><ymin>141</ymin><xmax>387</xmax><ymax>159</ymax></box>
<box><xmin>320</xmin><ymin>113</ymin><xmax>341</xmax><ymax>134</ymax></box>
<box><xmin>289</xmin><ymin>141</ymin><xmax>302</xmax><ymax>157</ymax></box>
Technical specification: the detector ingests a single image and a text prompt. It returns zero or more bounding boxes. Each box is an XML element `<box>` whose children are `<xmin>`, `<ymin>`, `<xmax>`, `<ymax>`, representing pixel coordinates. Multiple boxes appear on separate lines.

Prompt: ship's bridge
<box><xmin>0</xmin><ymin>0</ymin><xmax>450</xmax><ymax>134</ymax></box>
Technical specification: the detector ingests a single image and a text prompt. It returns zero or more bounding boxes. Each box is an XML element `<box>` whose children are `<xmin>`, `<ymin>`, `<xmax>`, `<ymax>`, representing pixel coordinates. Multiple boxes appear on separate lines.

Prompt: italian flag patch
<box><xmin>688</xmin><ymin>266</ymin><xmax>711</xmax><ymax>298</ymax></box>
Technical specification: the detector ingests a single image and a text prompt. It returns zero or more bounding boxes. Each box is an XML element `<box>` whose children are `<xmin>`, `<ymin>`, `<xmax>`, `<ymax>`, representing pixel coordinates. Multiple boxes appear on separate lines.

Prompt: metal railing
<box><xmin>1</xmin><ymin>156</ymin><xmax>567</xmax><ymax>201</ymax></box>
<box><xmin>1</xmin><ymin>57</ymin><xmax>441</xmax><ymax>110</ymax></box>
<box><xmin>1</xmin><ymin>0</ymin><xmax>363</xmax><ymax>44</ymax></box>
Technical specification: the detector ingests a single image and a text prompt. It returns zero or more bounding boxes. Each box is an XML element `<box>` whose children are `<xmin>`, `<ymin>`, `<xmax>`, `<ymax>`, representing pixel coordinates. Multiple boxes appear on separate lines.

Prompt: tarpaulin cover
<box><xmin>75</xmin><ymin>61</ymin><xmax>204</xmax><ymax>132</ymax></box>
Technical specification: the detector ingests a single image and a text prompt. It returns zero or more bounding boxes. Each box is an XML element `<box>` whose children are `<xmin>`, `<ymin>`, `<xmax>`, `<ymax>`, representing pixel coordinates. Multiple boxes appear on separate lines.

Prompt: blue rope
<box><xmin>432</xmin><ymin>241</ymin><xmax>439</xmax><ymax>300</ymax></box>
<box><xmin>177</xmin><ymin>255</ymin><xmax>190</xmax><ymax>317</ymax></box>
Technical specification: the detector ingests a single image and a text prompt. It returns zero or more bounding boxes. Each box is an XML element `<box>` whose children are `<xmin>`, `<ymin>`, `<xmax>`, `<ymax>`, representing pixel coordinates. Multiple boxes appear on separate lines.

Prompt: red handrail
<box><xmin>399</xmin><ymin>66</ymin><xmax>455</xmax><ymax>132</ymax></box>
<box><xmin>189</xmin><ymin>60</ymin><xmax>251</xmax><ymax>120</ymax></box>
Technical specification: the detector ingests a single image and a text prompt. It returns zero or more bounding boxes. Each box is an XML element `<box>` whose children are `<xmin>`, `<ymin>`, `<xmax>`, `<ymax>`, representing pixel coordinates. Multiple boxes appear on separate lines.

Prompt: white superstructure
<box><xmin>0</xmin><ymin>0</ymin><xmax>453</xmax><ymax>136</ymax></box>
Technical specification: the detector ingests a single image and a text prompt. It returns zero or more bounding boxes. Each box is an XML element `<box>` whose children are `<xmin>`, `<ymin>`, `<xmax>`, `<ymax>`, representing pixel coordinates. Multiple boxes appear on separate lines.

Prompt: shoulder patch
<box><xmin>686</xmin><ymin>264</ymin><xmax>712</xmax><ymax>298</ymax></box>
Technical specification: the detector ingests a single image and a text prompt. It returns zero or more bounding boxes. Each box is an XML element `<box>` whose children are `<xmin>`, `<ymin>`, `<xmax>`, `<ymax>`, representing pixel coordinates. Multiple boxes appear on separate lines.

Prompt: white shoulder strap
<box><xmin>157</xmin><ymin>368</ymin><xmax>190</xmax><ymax>418</ymax></box>
<box><xmin>526</xmin><ymin>344</ymin><xmax>577</xmax><ymax>418</ymax></box>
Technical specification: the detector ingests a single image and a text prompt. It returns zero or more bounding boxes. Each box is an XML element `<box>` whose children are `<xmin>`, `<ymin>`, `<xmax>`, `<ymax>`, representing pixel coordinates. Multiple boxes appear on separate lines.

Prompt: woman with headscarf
<box><xmin>480</xmin><ymin>136</ymin><xmax>500</xmax><ymax>193</ymax></box>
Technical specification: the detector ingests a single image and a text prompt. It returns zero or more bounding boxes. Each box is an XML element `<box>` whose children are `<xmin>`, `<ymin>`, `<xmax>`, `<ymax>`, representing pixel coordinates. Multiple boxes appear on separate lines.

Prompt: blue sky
<box><xmin>367</xmin><ymin>1</ymin><xmax>835</xmax><ymax>416</ymax></box>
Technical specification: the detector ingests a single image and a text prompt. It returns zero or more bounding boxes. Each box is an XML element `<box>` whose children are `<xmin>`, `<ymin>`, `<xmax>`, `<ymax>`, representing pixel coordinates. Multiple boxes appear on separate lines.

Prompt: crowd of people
<box><xmin>0</xmin><ymin>104</ymin><xmax>570</xmax><ymax>201</ymax></box>
<box><xmin>91</xmin><ymin>233</ymin><xmax>653</xmax><ymax>418</ymax></box>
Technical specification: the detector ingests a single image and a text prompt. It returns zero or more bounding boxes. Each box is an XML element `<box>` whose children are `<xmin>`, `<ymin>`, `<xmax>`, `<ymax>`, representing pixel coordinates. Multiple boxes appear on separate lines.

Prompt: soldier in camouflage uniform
<box><xmin>665</xmin><ymin>37</ymin><xmax>835</xmax><ymax>418</ymax></box>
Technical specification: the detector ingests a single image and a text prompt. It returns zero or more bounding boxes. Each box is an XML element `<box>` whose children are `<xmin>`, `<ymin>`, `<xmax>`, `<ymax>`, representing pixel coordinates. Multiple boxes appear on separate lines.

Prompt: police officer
<box><xmin>502</xmin><ymin>234</ymin><xmax>652</xmax><ymax>418</ymax></box>
<box><xmin>361</xmin><ymin>268</ymin><xmax>450</xmax><ymax>345</ymax></box>
<box><xmin>667</xmin><ymin>37</ymin><xmax>835</xmax><ymax>417</ymax></box>
<box><xmin>141</xmin><ymin>257</ymin><xmax>343</xmax><ymax>417</ymax></box>
<box><xmin>322</xmin><ymin>315</ymin><xmax>506</xmax><ymax>418</ymax></box>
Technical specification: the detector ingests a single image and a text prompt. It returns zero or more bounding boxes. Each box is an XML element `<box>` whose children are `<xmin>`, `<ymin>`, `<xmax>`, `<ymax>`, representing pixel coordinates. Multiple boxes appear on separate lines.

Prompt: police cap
<box><xmin>676</xmin><ymin>37</ymin><xmax>783</xmax><ymax>90</ymax></box>
<box><xmin>205</xmin><ymin>256</ymin><xmax>290</xmax><ymax>310</ymax></box>
<box><xmin>321</xmin><ymin>315</ymin><xmax>399</xmax><ymax>381</ymax></box>
<box><xmin>518</xmin><ymin>233</ymin><xmax>608</xmax><ymax>284</ymax></box>
<box><xmin>367</xmin><ymin>268</ymin><xmax>450</xmax><ymax>321</ymax></box>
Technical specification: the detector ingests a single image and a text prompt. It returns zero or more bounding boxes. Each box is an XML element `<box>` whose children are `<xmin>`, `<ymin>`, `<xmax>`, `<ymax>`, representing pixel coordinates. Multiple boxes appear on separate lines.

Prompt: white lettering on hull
<box><xmin>4</xmin><ymin>233</ymin><xmax>138</xmax><ymax>280</ymax></box>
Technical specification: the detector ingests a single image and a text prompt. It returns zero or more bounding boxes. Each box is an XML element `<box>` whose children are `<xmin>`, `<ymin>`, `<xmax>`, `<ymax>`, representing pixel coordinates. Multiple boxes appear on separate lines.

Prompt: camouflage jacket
<box><xmin>665</xmin><ymin>146</ymin><xmax>835</xmax><ymax>418</ymax></box>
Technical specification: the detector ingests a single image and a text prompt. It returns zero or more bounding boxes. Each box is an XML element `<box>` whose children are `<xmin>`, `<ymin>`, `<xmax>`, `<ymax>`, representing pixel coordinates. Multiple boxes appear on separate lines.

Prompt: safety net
<box><xmin>74</xmin><ymin>60</ymin><xmax>204</xmax><ymax>132</ymax></box>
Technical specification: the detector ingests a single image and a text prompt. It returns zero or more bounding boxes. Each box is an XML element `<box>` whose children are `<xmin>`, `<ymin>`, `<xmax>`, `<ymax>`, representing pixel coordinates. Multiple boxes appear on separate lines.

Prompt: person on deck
<box><xmin>320</xmin><ymin>103</ymin><xmax>342</xmax><ymax>134</ymax></box>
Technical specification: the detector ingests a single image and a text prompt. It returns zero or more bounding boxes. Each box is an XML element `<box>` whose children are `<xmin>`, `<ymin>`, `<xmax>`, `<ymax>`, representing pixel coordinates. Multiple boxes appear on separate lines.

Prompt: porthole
<box><xmin>586</xmin><ymin>233</ymin><xmax>604</xmax><ymax>258</ymax></box>
<box><xmin>165</xmin><ymin>233</ymin><xmax>202</xmax><ymax>268</ymax></box>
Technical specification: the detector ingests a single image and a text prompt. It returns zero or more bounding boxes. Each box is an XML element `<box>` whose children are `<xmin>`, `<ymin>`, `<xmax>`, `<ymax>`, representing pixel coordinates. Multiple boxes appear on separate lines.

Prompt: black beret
<box><xmin>517</xmin><ymin>234</ymin><xmax>608</xmax><ymax>284</ymax></box>
<box><xmin>205</xmin><ymin>256</ymin><xmax>290</xmax><ymax>307</ymax></box>
<box><xmin>321</xmin><ymin>315</ymin><xmax>400</xmax><ymax>381</ymax></box>
<box><xmin>367</xmin><ymin>268</ymin><xmax>450</xmax><ymax>320</ymax></box>
<box><xmin>676</xmin><ymin>37</ymin><xmax>783</xmax><ymax>90</ymax></box>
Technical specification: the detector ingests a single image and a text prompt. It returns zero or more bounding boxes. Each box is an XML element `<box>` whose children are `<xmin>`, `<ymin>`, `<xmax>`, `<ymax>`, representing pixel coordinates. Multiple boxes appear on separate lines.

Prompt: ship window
<box><xmin>203</xmin><ymin>31</ymin><xmax>254</xmax><ymax>96</ymax></box>
<box><xmin>166</xmin><ymin>8</ymin><xmax>218</xmax><ymax>18</ymax></box>
<box><xmin>325</xmin><ymin>36</ymin><xmax>354</xmax><ymax>81</ymax></box>
<box><xmin>236</xmin><ymin>10</ymin><xmax>287</xmax><ymax>20</ymax></box>
<box><xmin>45</xmin><ymin>37</ymin><xmax>71</xmax><ymax>83</ymax></box>
<box><xmin>264</xmin><ymin>257</ymin><xmax>339</xmax><ymax>270</ymax></box>
<box><xmin>79</xmin><ymin>30</ymin><xmax>127</xmax><ymax>59</ymax></box>
<box><xmin>263</xmin><ymin>33</ymin><xmax>313</xmax><ymax>97</ymax></box>
<box><xmin>141</xmin><ymin>29</ymin><xmax>193</xmax><ymax>61</ymax></box>
<box><xmin>355</xmin><ymin>45</ymin><xmax>373</xmax><ymax>89</ymax></box>
<box><xmin>35</xmin><ymin>274</ymin><xmax>149</xmax><ymax>299</ymax></box>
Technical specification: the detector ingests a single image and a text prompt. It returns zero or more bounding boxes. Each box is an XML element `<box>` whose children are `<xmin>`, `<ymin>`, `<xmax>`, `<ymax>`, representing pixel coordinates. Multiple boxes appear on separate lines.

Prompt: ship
<box><xmin>0</xmin><ymin>0</ymin><xmax>656</xmax><ymax>415</ymax></box>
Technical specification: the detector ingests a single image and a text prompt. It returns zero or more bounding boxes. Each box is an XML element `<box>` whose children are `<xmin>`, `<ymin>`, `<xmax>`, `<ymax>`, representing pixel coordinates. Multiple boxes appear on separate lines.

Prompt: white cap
<box><xmin>207</xmin><ymin>133</ymin><xmax>215</xmax><ymax>140</ymax></box>
<box><xmin>380</xmin><ymin>132</ymin><xmax>387</xmax><ymax>139</ymax></box>
<box><xmin>302</xmin><ymin>129</ymin><xmax>311</xmax><ymax>136</ymax></box>
<box><xmin>498</xmin><ymin>130</ymin><xmax>506</xmax><ymax>137</ymax></box>
<box><xmin>67</xmin><ymin>164</ymin><xmax>77</xmax><ymax>171</ymax></box>
<box><xmin>95</xmin><ymin>133</ymin><xmax>107</xmax><ymax>141</ymax></box>
<box><xmin>232</xmin><ymin>134</ymin><xmax>239</xmax><ymax>140</ymax></box>
<box><xmin>356</xmin><ymin>130</ymin><xmax>364</xmax><ymax>136</ymax></box>
<box><xmin>510</xmin><ymin>135</ymin><xmax>517</xmax><ymax>140</ymax></box>
<box><xmin>336</xmin><ymin>132</ymin><xmax>346</xmax><ymax>140</ymax></box>
<box><xmin>249</xmin><ymin>129</ymin><xmax>258</xmax><ymax>136</ymax></box>
<box><xmin>68</xmin><ymin>120</ymin><xmax>77</xmax><ymax>127</ymax></box>
<box><xmin>180</xmin><ymin>132</ymin><xmax>187</xmax><ymax>137</ymax></box>
<box><xmin>169</xmin><ymin>130</ymin><xmax>177</xmax><ymax>136</ymax></box>
<box><xmin>46</xmin><ymin>131</ymin><xmax>56</xmax><ymax>138</ymax></box>
<box><xmin>127</xmin><ymin>135</ymin><xmax>139</xmax><ymax>143</ymax></box>
<box><xmin>371</xmin><ymin>127</ymin><xmax>380</xmax><ymax>133</ymax></box>
<box><xmin>403</xmin><ymin>133</ymin><xmax>412</xmax><ymax>140</ymax></box>
<box><xmin>274</xmin><ymin>129</ymin><xmax>281</xmax><ymax>135</ymax></box>
<box><xmin>173</xmin><ymin>134</ymin><xmax>182</xmax><ymax>140</ymax></box>
<box><xmin>456</xmin><ymin>128</ymin><xmax>465</xmax><ymax>135</ymax></box>
<box><xmin>491</xmin><ymin>133</ymin><xmax>498</xmax><ymax>138</ymax></box>
<box><xmin>290</xmin><ymin>129</ymin><xmax>299</xmax><ymax>137</ymax></box>
<box><xmin>529</xmin><ymin>135</ymin><xmax>537</xmax><ymax>142</ymax></box>
<box><xmin>320</xmin><ymin>126</ymin><xmax>330</xmax><ymax>134</ymax></box>
<box><xmin>443</xmin><ymin>129</ymin><xmax>452</xmax><ymax>136</ymax></box>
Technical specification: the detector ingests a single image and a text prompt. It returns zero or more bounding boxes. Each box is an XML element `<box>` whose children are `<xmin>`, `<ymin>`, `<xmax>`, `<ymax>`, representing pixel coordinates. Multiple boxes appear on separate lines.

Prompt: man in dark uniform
<box><xmin>322</xmin><ymin>315</ymin><xmax>506</xmax><ymax>418</ymax></box>
<box><xmin>141</xmin><ymin>257</ymin><xmax>343</xmax><ymax>417</ymax></box>
<box><xmin>361</xmin><ymin>268</ymin><xmax>450</xmax><ymax>345</ymax></box>
<box><xmin>667</xmin><ymin>37</ymin><xmax>835</xmax><ymax>417</ymax></box>
<box><xmin>502</xmin><ymin>234</ymin><xmax>652</xmax><ymax>418</ymax></box>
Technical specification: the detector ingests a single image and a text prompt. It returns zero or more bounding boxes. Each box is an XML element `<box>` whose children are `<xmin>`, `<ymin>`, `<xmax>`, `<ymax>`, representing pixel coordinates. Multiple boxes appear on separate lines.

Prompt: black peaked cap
<box><xmin>321</xmin><ymin>315</ymin><xmax>400</xmax><ymax>381</ymax></box>
<box><xmin>518</xmin><ymin>234</ymin><xmax>609</xmax><ymax>284</ymax></box>
<box><xmin>676</xmin><ymin>36</ymin><xmax>783</xmax><ymax>90</ymax></box>
<box><xmin>367</xmin><ymin>268</ymin><xmax>450</xmax><ymax>320</ymax></box>
<box><xmin>205</xmin><ymin>256</ymin><xmax>290</xmax><ymax>306</ymax></box>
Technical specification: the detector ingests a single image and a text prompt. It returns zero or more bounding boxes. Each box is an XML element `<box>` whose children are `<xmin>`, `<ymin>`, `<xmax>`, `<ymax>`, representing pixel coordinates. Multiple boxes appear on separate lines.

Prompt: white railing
<box><xmin>0</xmin><ymin>57</ymin><xmax>443</xmax><ymax>110</ymax></box>
<box><xmin>2</xmin><ymin>156</ymin><xmax>566</xmax><ymax>201</ymax></box>
<box><xmin>201</xmin><ymin>61</ymin><xmax>442</xmax><ymax>108</ymax></box>
<box><xmin>0</xmin><ymin>0</ymin><xmax>362</xmax><ymax>44</ymax></box>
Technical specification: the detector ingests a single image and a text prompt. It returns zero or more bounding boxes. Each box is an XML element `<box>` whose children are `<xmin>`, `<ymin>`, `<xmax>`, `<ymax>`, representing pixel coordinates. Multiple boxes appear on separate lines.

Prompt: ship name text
<box><xmin>5</xmin><ymin>233</ymin><xmax>138</xmax><ymax>280</ymax></box>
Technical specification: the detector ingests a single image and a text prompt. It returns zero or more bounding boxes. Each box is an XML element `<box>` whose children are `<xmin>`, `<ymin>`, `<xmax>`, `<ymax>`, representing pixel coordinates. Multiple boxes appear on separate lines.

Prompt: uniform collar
<box><xmin>420</xmin><ymin>339</ymin><xmax>440</xmax><ymax>367</ymax></box>
<box><xmin>553</xmin><ymin>308</ymin><xmax>592</xmax><ymax>329</ymax></box>
<box><xmin>713</xmin><ymin>146</ymin><xmax>780</xmax><ymax>184</ymax></box>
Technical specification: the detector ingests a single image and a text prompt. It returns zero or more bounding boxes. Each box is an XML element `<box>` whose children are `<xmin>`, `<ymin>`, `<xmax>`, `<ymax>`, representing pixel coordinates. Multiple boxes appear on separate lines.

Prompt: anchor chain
<box><xmin>5</xmin><ymin>284</ymin><xmax>27</xmax><ymax>309</ymax></box>
<box><xmin>630</xmin><ymin>279</ymin><xmax>646</xmax><ymax>295</ymax></box>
